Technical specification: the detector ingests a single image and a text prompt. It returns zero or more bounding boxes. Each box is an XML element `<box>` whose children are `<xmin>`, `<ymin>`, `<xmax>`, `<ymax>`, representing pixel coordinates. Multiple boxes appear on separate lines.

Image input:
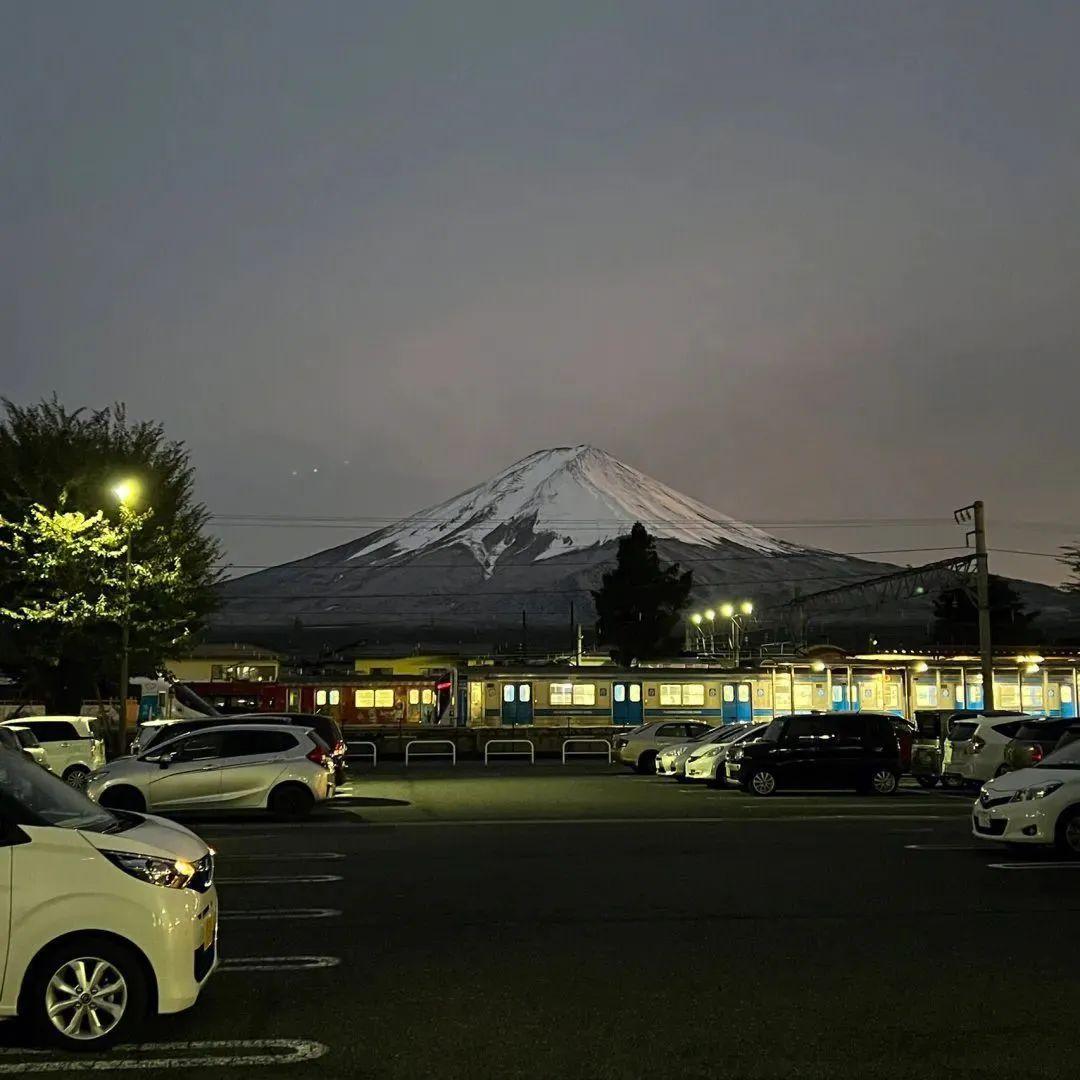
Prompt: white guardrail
<box><xmin>561</xmin><ymin>737</ymin><xmax>613</xmax><ymax>764</ymax></box>
<box><xmin>404</xmin><ymin>739</ymin><xmax>457</xmax><ymax>766</ymax></box>
<box><xmin>346</xmin><ymin>740</ymin><xmax>377</xmax><ymax>766</ymax></box>
<box><xmin>483</xmin><ymin>739</ymin><xmax>535</xmax><ymax>765</ymax></box>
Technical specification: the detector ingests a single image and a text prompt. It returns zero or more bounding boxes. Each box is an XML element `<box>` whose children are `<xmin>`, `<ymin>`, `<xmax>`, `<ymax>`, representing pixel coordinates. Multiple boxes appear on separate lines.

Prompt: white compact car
<box><xmin>0</xmin><ymin>748</ymin><xmax>217</xmax><ymax>1050</ymax></box>
<box><xmin>87</xmin><ymin>724</ymin><xmax>335</xmax><ymax>817</ymax></box>
<box><xmin>614</xmin><ymin>721</ymin><xmax>713</xmax><ymax>773</ymax></box>
<box><xmin>972</xmin><ymin>739</ymin><xmax>1080</xmax><ymax>855</ymax></box>
<box><xmin>656</xmin><ymin>724</ymin><xmax>747</xmax><ymax>778</ymax></box>
<box><xmin>0</xmin><ymin>726</ymin><xmax>50</xmax><ymax>770</ymax></box>
<box><xmin>0</xmin><ymin>716</ymin><xmax>106</xmax><ymax>789</ymax></box>
<box><xmin>685</xmin><ymin>722</ymin><xmax>769</xmax><ymax>783</ymax></box>
<box><xmin>941</xmin><ymin>714</ymin><xmax>1030</xmax><ymax>787</ymax></box>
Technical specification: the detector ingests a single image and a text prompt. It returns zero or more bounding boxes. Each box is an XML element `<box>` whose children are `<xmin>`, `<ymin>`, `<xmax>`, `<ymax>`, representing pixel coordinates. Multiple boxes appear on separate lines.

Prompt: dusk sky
<box><xmin>3</xmin><ymin>1</ymin><xmax>1078</xmax><ymax>584</ymax></box>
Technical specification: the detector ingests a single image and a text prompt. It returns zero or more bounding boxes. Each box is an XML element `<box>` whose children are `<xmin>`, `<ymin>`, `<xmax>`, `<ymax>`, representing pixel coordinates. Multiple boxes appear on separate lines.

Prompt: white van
<box><xmin>0</xmin><ymin>716</ymin><xmax>106</xmax><ymax>788</ymax></box>
<box><xmin>941</xmin><ymin>713</ymin><xmax>1030</xmax><ymax>787</ymax></box>
<box><xmin>0</xmin><ymin>748</ymin><xmax>218</xmax><ymax>1050</ymax></box>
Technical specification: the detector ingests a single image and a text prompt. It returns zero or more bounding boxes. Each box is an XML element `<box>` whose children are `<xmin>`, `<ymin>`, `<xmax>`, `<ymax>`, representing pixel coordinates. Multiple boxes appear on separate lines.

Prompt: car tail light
<box><xmin>1031</xmin><ymin>744</ymin><xmax>1044</xmax><ymax>764</ymax></box>
<box><xmin>307</xmin><ymin>743</ymin><xmax>329</xmax><ymax>766</ymax></box>
<box><xmin>970</xmin><ymin>736</ymin><xmax>985</xmax><ymax>752</ymax></box>
<box><xmin>333</xmin><ymin>740</ymin><xmax>346</xmax><ymax>756</ymax></box>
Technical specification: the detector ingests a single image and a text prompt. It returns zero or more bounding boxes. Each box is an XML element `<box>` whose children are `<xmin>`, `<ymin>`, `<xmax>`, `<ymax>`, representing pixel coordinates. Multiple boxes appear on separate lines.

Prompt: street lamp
<box><xmin>718</xmin><ymin>600</ymin><xmax>754</xmax><ymax>665</ymax></box>
<box><xmin>704</xmin><ymin>609</ymin><xmax>716</xmax><ymax>654</ymax></box>
<box><xmin>112</xmin><ymin>479</ymin><xmax>140</xmax><ymax>743</ymax></box>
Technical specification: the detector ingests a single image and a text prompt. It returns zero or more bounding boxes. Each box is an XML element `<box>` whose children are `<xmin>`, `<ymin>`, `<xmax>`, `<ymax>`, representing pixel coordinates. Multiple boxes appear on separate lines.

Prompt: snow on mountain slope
<box><xmin>347</xmin><ymin>445</ymin><xmax>792</xmax><ymax>575</ymax></box>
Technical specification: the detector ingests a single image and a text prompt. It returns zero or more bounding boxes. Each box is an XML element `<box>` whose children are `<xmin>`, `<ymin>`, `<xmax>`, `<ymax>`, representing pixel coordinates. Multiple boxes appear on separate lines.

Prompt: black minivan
<box><xmin>725</xmin><ymin>712</ymin><xmax>903</xmax><ymax>796</ymax></box>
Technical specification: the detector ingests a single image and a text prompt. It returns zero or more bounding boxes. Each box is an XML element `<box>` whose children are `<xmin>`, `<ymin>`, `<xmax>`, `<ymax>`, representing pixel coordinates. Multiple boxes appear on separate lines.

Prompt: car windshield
<box><xmin>715</xmin><ymin>725</ymin><xmax>748</xmax><ymax>743</ymax></box>
<box><xmin>13</xmin><ymin>729</ymin><xmax>40</xmax><ymax>749</ymax></box>
<box><xmin>690</xmin><ymin>726</ymin><xmax>724</xmax><ymax>742</ymax></box>
<box><xmin>761</xmin><ymin>720</ymin><xmax>785</xmax><ymax>742</ymax></box>
<box><xmin>0</xmin><ymin>751</ymin><xmax>123</xmax><ymax>832</ymax></box>
<box><xmin>1037</xmin><ymin>741</ymin><xmax>1080</xmax><ymax>770</ymax></box>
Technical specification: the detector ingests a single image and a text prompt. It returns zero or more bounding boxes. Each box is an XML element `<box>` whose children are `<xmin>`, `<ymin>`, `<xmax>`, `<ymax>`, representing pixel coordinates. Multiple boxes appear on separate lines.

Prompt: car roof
<box><xmin>1</xmin><ymin>715</ymin><xmax>89</xmax><ymax>726</ymax></box>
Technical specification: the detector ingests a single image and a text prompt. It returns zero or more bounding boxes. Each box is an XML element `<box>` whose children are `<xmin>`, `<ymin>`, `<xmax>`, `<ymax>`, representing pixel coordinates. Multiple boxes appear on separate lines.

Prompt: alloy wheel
<box><xmin>871</xmin><ymin>769</ymin><xmax>898</xmax><ymax>794</ymax></box>
<box><xmin>751</xmin><ymin>770</ymin><xmax>776</xmax><ymax>796</ymax></box>
<box><xmin>45</xmin><ymin>957</ymin><xmax>128</xmax><ymax>1042</ymax></box>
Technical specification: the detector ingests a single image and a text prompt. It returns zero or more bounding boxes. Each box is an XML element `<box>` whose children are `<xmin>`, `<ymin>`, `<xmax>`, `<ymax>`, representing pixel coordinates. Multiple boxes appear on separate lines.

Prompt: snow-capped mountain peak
<box><xmin>347</xmin><ymin>445</ymin><xmax>790</xmax><ymax>575</ymax></box>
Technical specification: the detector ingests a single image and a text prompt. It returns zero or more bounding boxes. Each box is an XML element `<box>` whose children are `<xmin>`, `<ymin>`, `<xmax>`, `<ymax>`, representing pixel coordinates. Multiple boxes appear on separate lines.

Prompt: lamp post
<box><xmin>112</xmin><ymin>480</ymin><xmax>139</xmax><ymax>744</ymax></box>
<box><xmin>720</xmin><ymin>600</ymin><xmax>754</xmax><ymax>666</ymax></box>
<box><xmin>704</xmin><ymin>609</ymin><xmax>716</xmax><ymax>655</ymax></box>
<box><xmin>690</xmin><ymin>612</ymin><xmax>707</xmax><ymax>654</ymax></box>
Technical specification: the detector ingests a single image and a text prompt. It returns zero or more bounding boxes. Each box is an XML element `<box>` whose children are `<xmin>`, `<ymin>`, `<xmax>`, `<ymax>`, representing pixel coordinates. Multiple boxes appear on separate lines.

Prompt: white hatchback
<box><xmin>87</xmin><ymin>724</ymin><xmax>335</xmax><ymax>817</ymax></box>
<box><xmin>0</xmin><ymin>748</ymin><xmax>217</xmax><ymax>1050</ymax></box>
<box><xmin>941</xmin><ymin>714</ymin><xmax>1030</xmax><ymax>787</ymax></box>
<box><xmin>972</xmin><ymin>739</ymin><xmax>1080</xmax><ymax>855</ymax></box>
<box><xmin>0</xmin><ymin>716</ymin><xmax>106</xmax><ymax>789</ymax></box>
<box><xmin>685</xmin><ymin>722</ymin><xmax>770</xmax><ymax>782</ymax></box>
<box><xmin>656</xmin><ymin>724</ymin><xmax>749</xmax><ymax>778</ymax></box>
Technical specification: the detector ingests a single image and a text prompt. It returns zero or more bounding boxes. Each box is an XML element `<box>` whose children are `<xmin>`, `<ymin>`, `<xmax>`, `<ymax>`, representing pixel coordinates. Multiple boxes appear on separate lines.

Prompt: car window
<box><xmin>14</xmin><ymin>729</ymin><xmax>41</xmax><ymax>749</ymax></box>
<box><xmin>0</xmin><ymin>752</ymin><xmax>119</xmax><ymax>832</ymax></box>
<box><xmin>785</xmin><ymin>716</ymin><xmax>831</xmax><ymax>740</ymax></box>
<box><xmin>220</xmin><ymin>730</ymin><xmax>298</xmax><ymax>758</ymax></box>
<box><xmin>157</xmin><ymin>731</ymin><xmax>223</xmax><ymax>763</ymax></box>
<box><xmin>948</xmin><ymin>722</ymin><xmax>979</xmax><ymax>743</ymax></box>
<box><xmin>655</xmin><ymin>724</ymin><xmax>686</xmax><ymax>737</ymax></box>
<box><xmin>1015</xmin><ymin>720</ymin><xmax>1070</xmax><ymax>740</ymax></box>
<box><xmin>21</xmin><ymin>720</ymin><xmax>81</xmax><ymax>742</ymax></box>
<box><xmin>991</xmin><ymin>720</ymin><xmax>1025</xmax><ymax>738</ymax></box>
<box><xmin>1039</xmin><ymin>740</ymin><xmax>1080</xmax><ymax>769</ymax></box>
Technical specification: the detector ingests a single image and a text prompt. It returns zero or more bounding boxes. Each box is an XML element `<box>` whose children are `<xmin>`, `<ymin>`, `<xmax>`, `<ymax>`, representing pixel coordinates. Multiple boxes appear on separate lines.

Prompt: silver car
<box><xmin>87</xmin><ymin>724</ymin><xmax>335</xmax><ymax>818</ymax></box>
<box><xmin>615</xmin><ymin>720</ymin><xmax>713</xmax><ymax>773</ymax></box>
<box><xmin>655</xmin><ymin>724</ymin><xmax>749</xmax><ymax>779</ymax></box>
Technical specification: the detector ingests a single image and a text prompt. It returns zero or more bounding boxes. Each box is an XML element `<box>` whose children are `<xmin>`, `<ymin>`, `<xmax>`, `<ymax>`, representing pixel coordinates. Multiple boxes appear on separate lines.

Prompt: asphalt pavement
<box><xmin>2</xmin><ymin>767</ymin><xmax>1078</xmax><ymax>1079</ymax></box>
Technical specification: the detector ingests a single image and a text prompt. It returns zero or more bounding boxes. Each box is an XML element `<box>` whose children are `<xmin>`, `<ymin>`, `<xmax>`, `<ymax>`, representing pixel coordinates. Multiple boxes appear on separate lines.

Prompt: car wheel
<box><xmin>23</xmin><ymin>936</ymin><xmax>148</xmax><ymax>1051</ymax></box>
<box><xmin>915</xmin><ymin>775</ymin><xmax>938</xmax><ymax>789</ymax></box>
<box><xmin>1054</xmin><ymin>807</ymin><xmax>1080</xmax><ymax>858</ymax></box>
<box><xmin>62</xmin><ymin>766</ymin><xmax>91</xmax><ymax>791</ymax></box>
<box><xmin>748</xmin><ymin>768</ymin><xmax>778</xmax><ymax>796</ymax></box>
<box><xmin>941</xmin><ymin>775</ymin><xmax>963</xmax><ymax>790</ymax></box>
<box><xmin>636</xmin><ymin>751</ymin><xmax>658</xmax><ymax>775</ymax></box>
<box><xmin>868</xmin><ymin>768</ymin><xmax>900</xmax><ymax>795</ymax></box>
<box><xmin>269</xmin><ymin>783</ymin><xmax>315</xmax><ymax>818</ymax></box>
<box><xmin>98</xmin><ymin>786</ymin><xmax>146</xmax><ymax>813</ymax></box>
<box><xmin>994</xmin><ymin>764</ymin><xmax>1010</xmax><ymax>778</ymax></box>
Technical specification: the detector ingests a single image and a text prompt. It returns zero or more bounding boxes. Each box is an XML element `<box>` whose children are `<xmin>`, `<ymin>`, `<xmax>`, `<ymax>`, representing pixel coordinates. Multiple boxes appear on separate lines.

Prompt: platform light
<box><xmin>719</xmin><ymin>602</ymin><xmax>735</xmax><ymax>619</ymax></box>
<box><xmin>691</xmin><ymin>613</ymin><xmax>703</xmax><ymax>625</ymax></box>
<box><xmin>913</xmin><ymin>661</ymin><xmax>929</xmax><ymax>673</ymax></box>
<box><xmin>1025</xmin><ymin>662</ymin><xmax>1040</xmax><ymax>675</ymax></box>
<box><xmin>704</xmin><ymin>609</ymin><xmax>716</xmax><ymax>621</ymax></box>
<box><xmin>811</xmin><ymin>660</ymin><xmax>826</xmax><ymax>673</ymax></box>
<box><xmin>740</xmin><ymin>600</ymin><xmax>754</xmax><ymax>616</ymax></box>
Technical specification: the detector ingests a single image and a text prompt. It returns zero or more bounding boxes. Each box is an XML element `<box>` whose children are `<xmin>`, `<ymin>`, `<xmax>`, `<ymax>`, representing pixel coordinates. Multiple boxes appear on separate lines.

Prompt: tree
<box><xmin>0</xmin><ymin>398</ymin><xmax>221</xmax><ymax>714</ymax></box>
<box><xmin>1060</xmin><ymin>545</ymin><xmax>1080</xmax><ymax>592</ymax></box>
<box><xmin>932</xmin><ymin>574</ymin><xmax>1037</xmax><ymax>647</ymax></box>
<box><xmin>593</xmin><ymin>523</ymin><xmax>693</xmax><ymax>664</ymax></box>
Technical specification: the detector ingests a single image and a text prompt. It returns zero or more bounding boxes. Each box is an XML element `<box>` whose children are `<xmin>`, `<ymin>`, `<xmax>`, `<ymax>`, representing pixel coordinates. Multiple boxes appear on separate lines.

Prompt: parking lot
<box><xmin>3</xmin><ymin>766</ymin><xmax>1078</xmax><ymax>1079</ymax></box>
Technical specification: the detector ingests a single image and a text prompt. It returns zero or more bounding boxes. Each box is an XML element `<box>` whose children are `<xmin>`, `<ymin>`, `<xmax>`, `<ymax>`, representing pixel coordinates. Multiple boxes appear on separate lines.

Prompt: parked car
<box><xmin>725</xmin><ymin>712</ymin><xmax>903</xmax><ymax>796</ymax></box>
<box><xmin>132</xmin><ymin>712</ymin><xmax>348</xmax><ymax>783</ymax></box>
<box><xmin>88</xmin><ymin>724</ymin><xmax>336</xmax><ymax>818</ymax></box>
<box><xmin>1053</xmin><ymin>724</ymin><xmax>1080</xmax><ymax>753</ymax></box>
<box><xmin>0</xmin><ymin>716</ymin><xmax>106</xmax><ymax>789</ymax></box>
<box><xmin>1001</xmin><ymin>717</ymin><xmax>1077</xmax><ymax>774</ymax></box>
<box><xmin>614</xmin><ymin>720</ymin><xmax>713</xmax><ymax>773</ymax></box>
<box><xmin>655</xmin><ymin>724</ymin><xmax>744</xmax><ymax>778</ymax></box>
<box><xmin>973</xmin><ymin>738</ymin><xmax>1080</xmax><ymax>855</ymax></box>
<box><xmin>941</xmin><ymin>713</ymin><xmax>1031</xmax><ymax>788</ymax></box>
<box><xmin>685</xmin><ymin>722</ymin><xmax>769</xmax><ymax>783</ymax></box>
<box><xmin>0</xmin><ymin>747</ymin><xmax>217</xmax><ymax>1049</ymax></box>
<box><xmin>0</xmin><ymin>725</ymin><xmax>49</xmax><ymax>769</ymax></box>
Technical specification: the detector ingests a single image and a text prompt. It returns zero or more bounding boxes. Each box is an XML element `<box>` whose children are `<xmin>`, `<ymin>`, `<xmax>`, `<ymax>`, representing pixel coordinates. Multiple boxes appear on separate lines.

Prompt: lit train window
<box><xmin>422</xmin><ymin>690</ymin><xmax>434</xmax><ymax>705</ymax></box>
<box><xmin>329</xmin><ymin>689</ymin><xmax>340</xmax><ymax>706</ymax></box>
<box><xmin>572</xmin><ymin>684</ymin><xmax>595</xmax><ymax>706</ymax></box>
<box><xmin>629</xmin><ymin>685</ymin><xmax>641</xmax><ymax>703</ymax></box>
<box><xmin>738</xmin><ymin>686</ymin><xmax>750</xmax><ymax>702</ymax></box>
<box><xmin>409</xmin><ymin>690</ymin><xmax>420</xmax><ymax>705</ymax></box>
<box><xmin>315</xmin><ymin>690</ymin><xmax>327</xmax><ymax>707</ymax></box>
<box><xmin>550</xmin><ymin>683</ymin><xmax>574</xmax><ymax>705</ymax></box>
<box><xmin>659</xmin><ymin>684</ymin><xmax>681</xmax><ymax>705</ymax></box>
<box><xmin>355</xmin><ymin>690</ymin><xmax>375</xmax><ymax>708</ymax></box>
<box><xmin>519</xmin><ymin>684</ymin><xmax>531</xmax><ymax>702</ymax></box>
<box><xmin>723</xmin><ymin>686</ymin><xmax>735</xmax><ymax>703</ymax></box>
<box><xmin>683</xmin><ymin>684</ymin><xmax>705</xmax><ymax>706</ymax></box>
<box><xmin>374</xmin><ymin>689</ymin><xmax>394</xmax><ymax>708</ymax></box>
<box><xmin>503</xmin><ymin>685</ymin><xmax>515</xmax><ymax>703</ymax></box>
<box><xmin>1062</xmin><ymin>685</ymin><xmax>1074</xmax><ymax>703</ymax></box>
<box><xmin>614</xmin><ymin>685</ymin><xmax>626</xmax><ymax>702</ymax></box>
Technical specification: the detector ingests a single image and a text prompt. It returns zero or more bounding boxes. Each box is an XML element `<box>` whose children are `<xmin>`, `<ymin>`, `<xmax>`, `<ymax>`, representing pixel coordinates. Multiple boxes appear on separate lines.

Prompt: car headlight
<box><xmin>102</xmin><ymin>849</ymin><xmax>197</xmax><ymax>889</ymax></box>
<box><xmin>1017</xmin><ymin>782</ymin><xmax>1063</xmax><ymax>802</ymax></box>
<box><xmin>730</xmin><ymin>748</ymin><xmax>744</xmax><ymax>760</ymax></box>
<box><xmin>695</xmin><ymin>745</ymin><xmax>724</xmax><ymax>759</ymax></box>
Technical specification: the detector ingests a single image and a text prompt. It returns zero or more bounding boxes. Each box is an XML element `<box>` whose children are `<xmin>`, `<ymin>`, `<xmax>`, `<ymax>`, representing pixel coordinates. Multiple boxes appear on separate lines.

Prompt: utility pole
<box><xmin>955</xmin><ymin>500</ymin><xmax>994</xmax><ymax>711</ymax></box>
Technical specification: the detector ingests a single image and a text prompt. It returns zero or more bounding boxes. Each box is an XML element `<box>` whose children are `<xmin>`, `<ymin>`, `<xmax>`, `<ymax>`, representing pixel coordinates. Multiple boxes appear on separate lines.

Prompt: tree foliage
<box><xmin>931</xmin><ymin>574</ymin><xmax>1037</xmax><ymax>647</ymax></box>
<box><xmin>593</xmin><ymin>523</ymin><xmax>693</xmax><ymax>664</ymax></box>
<box><xmin>1060</xmin><ymin>546</ymin><xmax>1080</xmax><ymax>592</ymax></box>
<box><xmin>0</xmin><ymin>398</ymin><xmax>221</xmax><ymax>712</ymax></box>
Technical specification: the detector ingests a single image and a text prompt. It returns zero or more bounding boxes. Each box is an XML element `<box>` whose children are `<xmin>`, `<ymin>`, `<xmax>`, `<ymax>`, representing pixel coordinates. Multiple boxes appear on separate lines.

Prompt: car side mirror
<box><xmin>159</xmin><ymin>752</ymin><xmax>176</xmax><ymax>770</ymax></box>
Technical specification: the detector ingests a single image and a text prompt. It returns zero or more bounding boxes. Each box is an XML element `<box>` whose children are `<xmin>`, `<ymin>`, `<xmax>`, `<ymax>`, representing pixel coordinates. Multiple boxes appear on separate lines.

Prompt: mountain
<box><xmin>214</xmin><ymin>445</ymin><xmax>912</xmax><ymax>654</ymax></box>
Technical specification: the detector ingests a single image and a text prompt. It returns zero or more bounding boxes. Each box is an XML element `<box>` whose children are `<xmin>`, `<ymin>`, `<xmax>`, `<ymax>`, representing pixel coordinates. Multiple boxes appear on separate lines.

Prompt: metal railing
<box><xmin>404</xmin><ymin>739</ymin><xmax>457</xmax><ymax>766</ymax></box>
<box><xmin>346</xmin><ymin>740</ymin><xmax>377</xmax><ymax>766</ymax></box>
<box><xmin>483</xmin><ymin>739</ymin><xmax>535</xmax><ymax>765</ymax></box>
<box><xmin>561</xmin><ymin>737</ymin><xmax>613</xmax><ymax>764</ymax></box>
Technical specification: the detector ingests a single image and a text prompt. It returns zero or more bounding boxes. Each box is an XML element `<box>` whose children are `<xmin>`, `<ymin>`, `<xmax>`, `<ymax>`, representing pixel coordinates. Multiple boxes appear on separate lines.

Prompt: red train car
<box><xmin>189</xmin><ymin>674</ymin><xmax>452</xmax><ymax>726</ymax></box>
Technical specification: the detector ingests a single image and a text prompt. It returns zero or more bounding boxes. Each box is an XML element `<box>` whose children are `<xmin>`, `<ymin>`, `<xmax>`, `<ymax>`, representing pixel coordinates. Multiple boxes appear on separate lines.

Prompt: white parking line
<box><xmin>904</xmin><ymin>843</ymin><xmax>987</xmax><ymax>851</ymax></box>
<box><xmin>989</xmin><ymin>861</ymin><xmax>1080</xmax><ymax>871</ymax></box>
<box><xmin>221</xmin><ymin>908</ymin><xmax>342</xmax><ymax>921</ymax></box>
<box><xmin>343</xmin><ymin>814</ymin><xmax>963</xmax><ymax>827</ymax></box>
<box><xmin>0</xmin><ymin>1039</ymin><xmax>328</xmax><ymax>1072</ymax></box>
<box><xmin>219</xmin><ymin>955</ymin><xmax>341</xmax><ymax>972</ymax></box>
<box><xmin>215</xmin><ymin>874</ymin><xmax>343</xmax><ymax>885</ymax></box>
<box><xmin>220</xmin><ymin>853</ymin><xmax>345</xmax><ymax>862</ymax></box>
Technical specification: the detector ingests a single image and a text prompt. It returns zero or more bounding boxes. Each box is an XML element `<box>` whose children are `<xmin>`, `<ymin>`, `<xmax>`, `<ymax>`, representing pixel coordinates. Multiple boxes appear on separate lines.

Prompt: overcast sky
<box><xmin>3</xmin><ymin>1</ymin><xmax>1078</xmax><ymax>584</ymax></box>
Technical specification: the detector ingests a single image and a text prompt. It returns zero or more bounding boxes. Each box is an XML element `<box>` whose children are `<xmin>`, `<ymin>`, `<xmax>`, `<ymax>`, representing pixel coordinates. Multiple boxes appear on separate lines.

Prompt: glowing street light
<box><xmin>112</xmin><ymin>478</ymin><xmax>142</xmax><ymax>747</ymax></box>
<box><xmin>719</xmin><ymin>602</ymin><xmax>735</xmax><ymax>619</ymax></box>
<box><xmin>112</xmin><ymin>478</ymin><xmax>140</xmax><ymax>506</ymax></box>
<box><xmin>691</xmin><ymin>613</ymin><xmax>703</xmax><ymax>625</ymax></box>
<box><xmin>740</xmin><ymin>600</ymin><xmax>754</xmax><ymax>616</ymax></box>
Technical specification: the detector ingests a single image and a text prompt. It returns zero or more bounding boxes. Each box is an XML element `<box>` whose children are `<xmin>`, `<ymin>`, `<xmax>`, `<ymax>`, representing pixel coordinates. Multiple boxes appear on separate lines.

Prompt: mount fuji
<box><xmin>215</xmin><ymin>446</ymin><xmax>905</xmax><ymax>653</ymax></box>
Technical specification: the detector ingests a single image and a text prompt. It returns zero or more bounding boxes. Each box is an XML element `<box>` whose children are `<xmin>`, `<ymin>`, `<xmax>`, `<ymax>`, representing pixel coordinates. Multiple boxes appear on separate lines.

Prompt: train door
<box><xmin>735</xmin><ymin>683</ymin><xmax>753</xmax><ymax>722</ymax></box>
<box><xmin>500</xmin><ymin>683</ymin><xmax>533</xmax><ymax>726</ymax></box>
<box><xmin>721</xmin><ymin>684</ymin><xmax>739</xmax><ymax>723</ymax></box>
<box><xmin>612</xmin><ymin>683</ymin><xmax>643</xmax><ymax>726</ymax></box>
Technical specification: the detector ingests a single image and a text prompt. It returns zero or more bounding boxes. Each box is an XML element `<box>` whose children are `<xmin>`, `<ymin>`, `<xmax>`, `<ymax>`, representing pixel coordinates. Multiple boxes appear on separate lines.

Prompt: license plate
<box><xmin>202</xmin><ymin>906</ymin><xmax>216</xmax><ymax>950</ymax></box>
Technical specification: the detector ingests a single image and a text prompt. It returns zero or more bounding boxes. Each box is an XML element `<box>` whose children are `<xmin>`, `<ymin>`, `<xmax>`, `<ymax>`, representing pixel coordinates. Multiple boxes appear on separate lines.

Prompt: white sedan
<box><xmin>87</xmin><ymin>724</ymin><xmax>335</xmax><ymax>818</ymax></box>
<box><xmin>685</xmin><ymin>723</ymin><xmax>769</xmax><ymax>782</ymax></box>
<box><xmin>972</xmin><ymin>739</ymin><xmax>1080</xmax><ymax>855</ymax></box>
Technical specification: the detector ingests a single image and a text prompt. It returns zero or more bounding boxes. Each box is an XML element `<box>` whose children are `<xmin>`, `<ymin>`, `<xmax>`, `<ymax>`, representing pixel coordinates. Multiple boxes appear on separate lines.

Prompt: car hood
<box><xmin>80</xmin><ymin>813</ymin><xmax>210</xmax><ymax>863</ymax></box>
<box><xmin>983</xmin><ymin>766</ymin><xmax>1080</xmax><ymax>794</ymax></box>
<box><xmin>91</xmin><ymin>756</ymin><xmax>152</xmax><ymax>780</ymax></box>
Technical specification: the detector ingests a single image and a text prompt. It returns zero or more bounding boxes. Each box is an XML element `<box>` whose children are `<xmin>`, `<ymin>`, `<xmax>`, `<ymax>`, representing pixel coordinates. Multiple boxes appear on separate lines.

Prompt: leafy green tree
<box><xmin>1060</xmin><ymin>545</ymin><xmax>1080</xmax><ymax>592</ymax></box>
<box><xmin>0</xmin><ymin>398</ymin><xmax>221</xmax><ymax>714</ymax></box>
<box><xmin>593</xmin><ymin>523</ymin><xmax>693</xmax><ymax>664</ymax></box>
<box><xmin>932</xmin><ymin>574</ymin><xmax>1037</xmax><ymax>647</ymax></box>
